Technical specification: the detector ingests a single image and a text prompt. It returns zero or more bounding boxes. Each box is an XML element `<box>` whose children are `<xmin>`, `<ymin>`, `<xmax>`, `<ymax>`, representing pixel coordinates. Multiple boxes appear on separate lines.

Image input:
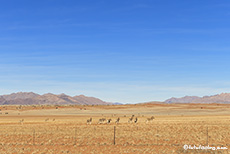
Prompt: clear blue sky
<box><xmin>1</xmin><ymin>0</ymin><xmax>230</xmax><ymax>103</ymax></box>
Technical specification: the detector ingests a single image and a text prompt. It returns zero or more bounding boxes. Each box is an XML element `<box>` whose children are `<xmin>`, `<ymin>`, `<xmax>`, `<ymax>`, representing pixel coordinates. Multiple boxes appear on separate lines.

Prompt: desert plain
<box><xmin>0</xmin><ymin>103</ymin><xmax>229</xmax><ymax>154</ymax></box>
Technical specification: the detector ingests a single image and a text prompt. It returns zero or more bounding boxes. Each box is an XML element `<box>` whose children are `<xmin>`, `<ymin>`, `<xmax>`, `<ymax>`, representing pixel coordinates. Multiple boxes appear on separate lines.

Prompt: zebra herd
<box><xmin>97</xmin><ymin>118</ymin><xmax>113</xmax><ymax>124</ymax></box>
<box><xmin>128</xmin><ymin>115</ymin><xmax>138</xmax><ymax>123</ymax></box>
<box><xmin>86</xmin><ymin>115</ymin><xmax>155</xmax><ymax>124</ymax></box>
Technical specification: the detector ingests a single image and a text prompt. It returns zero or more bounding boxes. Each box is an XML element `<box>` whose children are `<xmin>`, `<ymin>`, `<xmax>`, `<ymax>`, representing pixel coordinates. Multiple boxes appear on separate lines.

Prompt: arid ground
<box><xmin>0</xmin><ymin>103</ymin><xmax>229</xmax><ymax>154</ymax></box>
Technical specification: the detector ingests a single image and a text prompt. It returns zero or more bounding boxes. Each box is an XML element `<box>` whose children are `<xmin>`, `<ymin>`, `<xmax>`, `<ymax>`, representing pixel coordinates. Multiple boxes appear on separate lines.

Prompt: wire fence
<box><xmin>0</xmin><ymin>125</ymin><xmax>229</xmax><ymax>146</ymax></box>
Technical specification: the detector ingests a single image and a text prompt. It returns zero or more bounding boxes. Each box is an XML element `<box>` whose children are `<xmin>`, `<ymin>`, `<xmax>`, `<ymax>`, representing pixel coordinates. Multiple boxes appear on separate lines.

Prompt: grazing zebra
<box><xmin>134</xmin><ymin>117</ymin><xmax>138</xmax><ymax>123</ymax></box>
<box><xmin>98</xmin><ymin>118</ymin><xmax>106</xmax><ymax>124</ymax></box>
<box><xmin>146</xmin><ymin>116</ymin><xmax>155</xmax><ymax>123</ymax></box>
<box><xmin>115</xmin><ymin>117</ymin><xmax>120</xmax><ymax>124</ymax></box>
<box><xmin>87</xmin><ymin>118</ymin><xmax>92</xmax><ymax>124</ymax></box>
<box><xmin>128</xmin><ymin>117</ymin><xmax>133</xmax><ymax>123</ymax></box>
<box><xmin>107</xmin><ymin>119</ymin><xmax>112</xmax><ymax>124</ymax></box>
<box><xmin>128</xmin><ymin>115</ymin><xmax>135</xmax><ymax>123</ymax></box>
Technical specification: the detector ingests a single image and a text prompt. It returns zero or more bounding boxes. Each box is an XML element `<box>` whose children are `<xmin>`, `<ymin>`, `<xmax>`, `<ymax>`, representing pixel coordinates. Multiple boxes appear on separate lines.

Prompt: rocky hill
<box><xmin>165</xmin><ymin>93</ymin><xmax>230</xmax><ymax>104</ymax></box>
<box><xmin>0</xmin><ymin>92</ymin><xmax>110</xmax><ymax>105</ymax></box>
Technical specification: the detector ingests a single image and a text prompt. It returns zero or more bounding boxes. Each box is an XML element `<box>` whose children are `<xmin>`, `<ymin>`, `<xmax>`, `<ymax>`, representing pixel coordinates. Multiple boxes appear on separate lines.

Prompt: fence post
<box><xmin>33</xmin><ymin>129</ymin><xmax>35</xmax><ymax>145</ymax></box>
<box><xmin>114</xmin><ymin>126</ymin><xmax>116</xmax><ymax>145</ymax></box>
<box><xmin>206</xmin><ymin>126</ymin><xmax>208</xmax><ymax>145</ymax></box>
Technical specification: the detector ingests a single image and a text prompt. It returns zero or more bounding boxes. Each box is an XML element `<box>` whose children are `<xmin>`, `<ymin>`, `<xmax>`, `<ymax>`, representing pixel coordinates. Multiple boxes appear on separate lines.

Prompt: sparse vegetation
<box><xmin>0</xmin><ymin>104</ymin><xmax>229</xmax><ymax>153</ymax></box>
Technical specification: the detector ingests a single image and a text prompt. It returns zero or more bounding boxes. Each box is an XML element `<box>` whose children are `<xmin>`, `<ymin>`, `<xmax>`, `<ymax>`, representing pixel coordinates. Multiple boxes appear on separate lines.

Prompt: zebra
<box><xmin>146</xmin><ymin>116</ymin><xmax>155</xmax><ymax>123</ymax></box>
<box><xmin>115</xmin><ymin>117</ymin><xmax>120</xmax><ymax>124</ymax></box>
<box><xmin>134</xmin><ymin>117</ymin><xmax>138</xmax><ymax>123</ymax></box>
<box><xmin>128</xmin><ymin>115</ymin><xmax>135</xmax><ymax>123</ymax></box>
<box><xmin>107</xmin><ymin>119</ymin><xmax>112</xmax><ymax>124</ymax></box>
<box><xmin>87</xmin><ymin>118</ymin><xmax>92</xmax><ymax>124</ymax></box>
<box><xmin>98</xmin><ymin>118</ymin><xmax>106</xmax><ymax>124</ymax></box>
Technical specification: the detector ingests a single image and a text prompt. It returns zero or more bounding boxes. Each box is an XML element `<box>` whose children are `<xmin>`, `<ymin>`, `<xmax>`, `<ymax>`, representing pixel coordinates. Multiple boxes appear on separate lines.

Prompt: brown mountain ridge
<box><xmin>165</xmin><ymin>93</ymin><xmax>230</xmax><ymax>104</ymax></box>
<box><xmin>0</xmin><ymin>92</ymin><xmax>110</xmax><ymax>105</ymax></box>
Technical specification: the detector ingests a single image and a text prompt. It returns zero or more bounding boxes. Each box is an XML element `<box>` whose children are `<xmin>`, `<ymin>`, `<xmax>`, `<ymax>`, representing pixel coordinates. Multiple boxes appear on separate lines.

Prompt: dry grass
<box><xmin>0</xmin><ymin>103</ymin><xmax>229</xmax><ymax>153</ymax></box>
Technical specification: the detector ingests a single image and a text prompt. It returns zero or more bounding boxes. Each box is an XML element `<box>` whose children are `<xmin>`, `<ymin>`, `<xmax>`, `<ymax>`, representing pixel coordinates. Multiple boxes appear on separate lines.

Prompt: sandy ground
<box><xmin>0</xmin><ymin>103</ymin><xmax>229</xmax><ymax>153</ymax></box>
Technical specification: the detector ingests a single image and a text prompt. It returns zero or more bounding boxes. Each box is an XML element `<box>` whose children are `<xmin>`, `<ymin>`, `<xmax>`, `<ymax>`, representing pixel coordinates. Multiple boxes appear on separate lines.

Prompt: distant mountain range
<box><xmin>2</xmin><ymin>92</ymin><xmax>230</xmax><ymax>105</ymax></box>
<box><xmin>112</xmin><ymin>102</ymin><xmax>123</xmax><ymax>105</ymax></box>
<box><xmin>0</xmin><ymin>92</ymin><xmax>111</xmax><ymax>105</ymax></box>
<box><xmin>165</xmin><ymin>93</ymin><xmax>230</xmax><ymax>104</ymax></box>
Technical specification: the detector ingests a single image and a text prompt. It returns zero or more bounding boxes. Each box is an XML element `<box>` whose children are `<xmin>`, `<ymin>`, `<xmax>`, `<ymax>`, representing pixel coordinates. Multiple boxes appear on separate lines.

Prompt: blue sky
<box><xmin>1</xmin><ymin>0</ymin><xmax>230</xmax><ymax>103</ymax></box>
